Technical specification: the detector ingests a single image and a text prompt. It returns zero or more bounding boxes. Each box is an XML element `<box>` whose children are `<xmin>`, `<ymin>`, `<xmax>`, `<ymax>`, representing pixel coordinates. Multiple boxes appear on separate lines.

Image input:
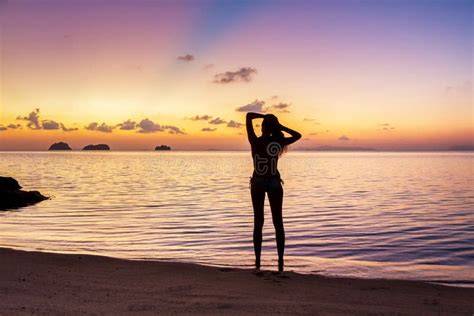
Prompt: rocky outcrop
<box><xmin>48</xmin><ymin>142</ymin><xmax>72</xmax><ymax>150</ymax></box>
<box><xmin>0</xmin><ymin>177</ymin><xmax>48</xmax><ymax>210</ymax></box>
<box><xmin>155</xmin><ymin>145</ymin><xmax>171</xmax><ymax>151</ymax></box>
<box><xmin>83</xmin><ymin>144</ymin><xmax>110</xmax><ymax>151</ymax></box>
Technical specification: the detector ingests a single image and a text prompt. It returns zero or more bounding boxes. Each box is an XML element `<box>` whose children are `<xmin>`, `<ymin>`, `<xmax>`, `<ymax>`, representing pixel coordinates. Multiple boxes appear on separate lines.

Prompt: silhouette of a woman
<box><xmin>246</xmin><ymin>112</ymin><xmax>301</xmax><ymax>272</ymax></box>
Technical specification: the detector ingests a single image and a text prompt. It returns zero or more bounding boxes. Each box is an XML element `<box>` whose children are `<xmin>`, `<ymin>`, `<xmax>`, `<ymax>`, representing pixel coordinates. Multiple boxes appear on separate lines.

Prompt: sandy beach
<box><xmin>1</xmin><ymin>247</ymin><xmax>472</xmax><ymax>315</ymax></box>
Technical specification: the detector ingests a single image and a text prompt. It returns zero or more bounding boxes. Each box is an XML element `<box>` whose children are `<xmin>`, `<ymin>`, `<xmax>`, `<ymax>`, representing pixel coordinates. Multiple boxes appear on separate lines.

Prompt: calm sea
<box><xmin>0</xmin><ymin>151</ymin><xmax>473</xmax><ymax>285</ymax></box>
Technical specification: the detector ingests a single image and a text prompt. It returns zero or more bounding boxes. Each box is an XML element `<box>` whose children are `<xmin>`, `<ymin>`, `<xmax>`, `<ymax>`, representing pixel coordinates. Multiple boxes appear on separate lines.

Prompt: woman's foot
<box><xmin>255</xmin><ymin>259</ymin><xmax>261</xmax><ymax>270</ymax></box>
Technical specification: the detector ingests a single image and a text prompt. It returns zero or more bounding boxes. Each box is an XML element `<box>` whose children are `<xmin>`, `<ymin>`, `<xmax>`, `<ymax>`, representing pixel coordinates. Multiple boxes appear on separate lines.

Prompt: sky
<box><xmin>0</xmin><ymin>0</ymin><xmax>472</xmax><ymax>151</ymax></box>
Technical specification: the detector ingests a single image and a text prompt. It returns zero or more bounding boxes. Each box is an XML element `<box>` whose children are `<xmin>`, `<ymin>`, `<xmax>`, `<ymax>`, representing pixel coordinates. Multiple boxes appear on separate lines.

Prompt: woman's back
<box><xmin>250</xmin><ymin>136</ymin><xmax>281</xmax><ymax>178</ymax></box>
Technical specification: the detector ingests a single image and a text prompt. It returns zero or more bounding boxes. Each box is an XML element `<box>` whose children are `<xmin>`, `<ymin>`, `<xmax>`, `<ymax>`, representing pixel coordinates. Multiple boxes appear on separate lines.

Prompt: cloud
<box><xmin>271</xmin><ymin>102</ymin><xmax>290</xmax><ymax>112</ymax></box>
<box><xmin>42</xmin><ymin>120</ymin><xmax>61</xmax><ymax>130</ymax></box>
<box><xmin>117</xmin><ymin>119</ymin><xmax>137</xmax><ymax>130</ymax></box>
<box><xmin>309</xmin><ymin>132</ymin><xmax>318</xmax><ymax>135</ymax></box>
<box><xmin>7</xmin><ymin>123</ymin><xmax>21</xmax><ymax>129</ymax></box>
<box><xmin>16</xmin><ymin>108</ymin><xmax>75</xmax><ymax>131</ymax></box>
<box><xmin>177</xmin><ymin>54</ymin><xmax>194</xmax><ymax>62</ymax></box>
<box><xmin>303</xmin><ymin>118</ymin><xmax>320</xmax><ymax>125</ymax></box>
<box><xmin>338</xmin><ymin>135</ymin><xmax>350</xmax><ymax>141</ymax></box>
<box><xmin>17</xmin><ymin>108</ymin><xmax>41</xmax><ymax>129</ymax></box>
<box><xmin>209</xmin><ymin>117</ymin><xmax>227</xmax><ymax>125</ymax></box>
<box><xmin>97</xmin><ymin>123</ymin><xmax>113</xmax><ymax>133</ymax></box>
<box><xmin>60</xmin><ymin>123</ymin><xmax>78</xmax><ymax>132</ymax></box>
<box><xmin>137</xmin><ymin>118</ymin><xmax>164</xmax><ymax>133</ymax></box>
<box><xmin>190</xmin><ymin>115</ymin><xmax>212</xmax><ymax>121</ymax></box>
<box><xmin>379</xmin><ymin>123</ymin><xmax>395</xmax><ymax>131</ymax></box>
<box><xmin>163</xmin><ymin>125</ymin><xmax>186</xmax><ymax>134</ymax></box>
<box><xmin>213</xmin><ymin>67</ymin><xmax>257</xmax><ymax>84</ymax></box>
<box><xmin>227</xmin><ymin>120</ymin><xmax>243</xmax><ymax>128</ymax></box>
<box><xmin>85</xmin><ymin>122</ymin><xmax>98</xmax><ymax>131</ymax></box>
<box><xmin>85</xmin><ymin>122</ymin><xmax>114</xmax><ymax>133</ymax></box>
<box><xmin>0</xmin><ymin>126</ymin><xmax>7</xmax><ymax>131</ymax></box>
<box><xmin>203</xmin><ymin>64</ymin><xmax>214</xmax><ymax>70</ymax></box>
<box><xmin>235</xmin><ymin>99</ymin><xmax>266</xmax><ymax>112</ymax></box>
<box><xmin>444</xmin><ymin>81</ymin><xmax>471</xmax><ymax>95</ymax></box>
<box><xmin>235</xmin><ymin>99</ymin><xmax>293</xmax><ymax>113</ymax></box>
<box><xmin>202</xmin><ymin>127</ymin><xmax>216</xmax><ymax>132</ymax></box>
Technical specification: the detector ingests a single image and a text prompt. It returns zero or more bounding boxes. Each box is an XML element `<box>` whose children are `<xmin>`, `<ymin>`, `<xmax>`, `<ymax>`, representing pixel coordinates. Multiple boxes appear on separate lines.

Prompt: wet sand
<box><xmin>1</xmin><ymin>247</ymin><xmax>472</xmax><ymax>315</ymax></box>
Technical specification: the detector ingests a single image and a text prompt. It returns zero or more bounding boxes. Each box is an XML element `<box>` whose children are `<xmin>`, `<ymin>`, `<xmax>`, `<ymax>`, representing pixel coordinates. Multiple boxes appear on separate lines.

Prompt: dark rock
<box><xmin>0</xmin><ymin>177</ymin><xmax>21</xmax><ymax>191</ymax></box>
<box><xmin>48</xmin><ymin>142</ymin><xmax>72</xmax><ymax>150</ymax></box>
<box><xmin>155</xmin><ymin>145</ymin><xmax>171</xmax><ymax>151</ymax></box>
<box><xmin>82</xmin><ymin>144</ymin><xmax>110</xmax><ymax>151</ymax></box>
<box><xmin>0</xmin><ymin>177</ymin><xmax>48</xmax><ymax>210</ymax></box>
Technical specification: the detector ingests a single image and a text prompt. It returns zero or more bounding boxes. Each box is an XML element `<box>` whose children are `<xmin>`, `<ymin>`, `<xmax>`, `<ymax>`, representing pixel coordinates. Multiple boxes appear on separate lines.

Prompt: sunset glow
<box><xmin>0</xmin><ymin>0</ymin><xmax>472</xmax><ymax>151</ymax></box>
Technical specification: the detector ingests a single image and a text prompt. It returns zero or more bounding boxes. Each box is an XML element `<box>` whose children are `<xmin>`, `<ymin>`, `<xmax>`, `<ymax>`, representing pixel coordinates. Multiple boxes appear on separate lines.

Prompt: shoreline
<box><xmin>1</xmin><ymin>247</ymin><xmax>473</xmax><ymax>315</ymax></box>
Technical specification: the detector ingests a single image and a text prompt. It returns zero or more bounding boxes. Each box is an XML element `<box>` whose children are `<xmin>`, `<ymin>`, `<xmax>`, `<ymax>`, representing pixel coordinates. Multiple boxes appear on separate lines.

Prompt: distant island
<box><xmin>302</xmin><ymin>145</ymin><xmax>376</xmax><ymax>152</ymax></box>
<box><xmin>449</xmin><ymin>145</ymin><xmax>474</xmax><ymax>151</ymax></box>
<box><xmin>155</xmin><ymin>145</ymin><xmax>171</xmax><ymax>151</ymax></box>
<box><xmin>48</xmin><ymin>142</ymin><xmax>72</xmax><ymax>150</ymax></box>
<box><xmin>83</xmin><ymin>144</ymin><xmax>110</xmax><ymax>151</ymax></box>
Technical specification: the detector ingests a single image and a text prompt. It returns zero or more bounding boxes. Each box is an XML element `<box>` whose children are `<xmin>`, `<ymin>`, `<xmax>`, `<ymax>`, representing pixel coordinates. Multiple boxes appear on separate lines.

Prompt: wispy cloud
<box><xmin>236</xmin><ymin>99</ymin><xmax>292</xmax><ymax>113</ymax></box>
<box><xmin>303</xmin><ymin>118</ymin><xmax>320</xmax><ymax>124</ymax></box>
<box><xmin>60</xmin><ymin>123</ymin><xmax>78</xmax><ymax>132</ymax></box>
<box><xmin>190</xmin><ymin>115</ymin><xmax>212</xmax><ymax>121</ymax></box>
<box><xmin>0</xmin><ymin>126</ymin><xmax>7</xmax><ymax>131</ymax></box>
<box><xmin>17</xmin><ymin>108</ymin><xmax>41</xmax><ymax>129</ymax></box>
<box><xmin>202</xmin><ymin>127</ymin><xmax>216</xmax><ymax>132</ymax></box>
<box><xmin>213</xmin><ymin>67</ymin><xmax>257</xmax><ymax>84</ymax></box>
<box><xmin>338</xmin><ymin>135</ymin><xmax>350</xmax><ymax>141</ymax></box>
<box><xmin>163</xmin><ymin>125</ymin><xmax>186</xmax><ymax>134</ymax></box>
<box><xmin>7</xmin><ymin>123</ymin><xmax>21</xmax><ymax>129</ymax></box>
<box><xmin>137</xmin><ymin>118</ymin><xmax>163</xmax><ymax>133</ymax></box>
<box><xmin>42</xmin><ymin>120</ymin><xmax>61</xmax><ymax>130</ymax></box>
<box><xmin>203</xmin><ymin>64</ymin><xmax>214</xmax><ymax>71</ymax></box>
<box><xmin>379</xmin><ymin>123</ymin><xmax>395</xmax><ymax>131</ymax></box>
<box><xmin>235</xmin><ymin>99</ymin><xmax>266</xmax><ymax>112</ymax></box>
<box><xmin>85</xmin><ymin>122</ymin><xmax>114</xmax><ymax>133</ymax></box>
<box><xmin>177</xmin><ymin>54</ymin><xmax>194</xmax><ymax>62</ymax></box>
<box><xmin>117</xmin><ymin>119</ymin><xmax>137</xmax><ymax>130</ymax></box>
<box><xmin>209</xmin><ymin>117</ymin><xmax>227</xmax><ymax>125</ymax></box>
<box><xmin>17</xmin><ymin>108</ymin><xmax>76</xmax><ymax>132</ymax></box>
<box><xmin>227</xmin><ymin>120</ymin><xmax>243</xmax><ymax>128</ymax></box>
<box><xmin>271</xmin><ymin>102</ymin><xmax>291</xmax><ymax>113</ymax></box>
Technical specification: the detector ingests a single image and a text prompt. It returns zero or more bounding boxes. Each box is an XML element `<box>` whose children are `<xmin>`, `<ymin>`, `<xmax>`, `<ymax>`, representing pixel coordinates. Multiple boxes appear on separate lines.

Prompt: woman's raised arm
<box><xmin>280</xmin><ymin>124</ymin><xmax>302</xmax><ymax>146</ymax></box>
<box><xmin>246</xmin><ymin>112</ymin><xmax>265</xmax><ymax>143</ymax></box>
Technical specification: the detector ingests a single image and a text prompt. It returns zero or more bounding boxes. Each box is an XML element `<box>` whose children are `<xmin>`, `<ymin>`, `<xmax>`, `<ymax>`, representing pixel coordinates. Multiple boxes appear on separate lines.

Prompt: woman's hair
<box><xmin>262</xmin><ymin>114</ymin><xmax>288</xmax><ymax>156</ymax></box>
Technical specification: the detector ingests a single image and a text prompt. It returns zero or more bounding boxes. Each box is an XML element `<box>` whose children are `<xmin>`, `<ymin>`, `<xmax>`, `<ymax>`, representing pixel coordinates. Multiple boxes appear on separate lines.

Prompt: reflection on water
<box><xmin>0</xmin><ymin>151</ymin><xmax>473</xmax><ymax>284</ymax></box>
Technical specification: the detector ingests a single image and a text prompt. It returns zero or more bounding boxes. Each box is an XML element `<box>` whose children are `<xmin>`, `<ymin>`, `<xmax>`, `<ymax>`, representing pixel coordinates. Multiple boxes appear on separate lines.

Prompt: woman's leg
<box><xmin>268</xmin><ymin>180</ymin><xmax>285</xmax><ymax>272</ymax></box>
<box><xmin>251</xmin><ymin>178</ymin><xmax>265</xmax><ymax>270</ymax></box>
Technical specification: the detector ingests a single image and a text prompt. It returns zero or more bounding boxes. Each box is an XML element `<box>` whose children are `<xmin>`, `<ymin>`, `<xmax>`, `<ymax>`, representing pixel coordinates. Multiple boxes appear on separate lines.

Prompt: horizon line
<box><xmin>1</xmin><ymin>149</ymin><xmax>473</xmax><ymax>153</ymax></box>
